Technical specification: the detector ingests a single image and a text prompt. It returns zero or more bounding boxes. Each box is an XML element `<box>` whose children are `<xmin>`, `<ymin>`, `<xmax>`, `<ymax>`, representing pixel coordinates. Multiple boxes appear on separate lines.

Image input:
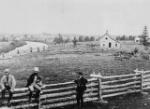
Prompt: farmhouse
<box><xmin>99</xmin><ymin>31</ymin><xmax>121</xmax><ymax>49</ymax></box>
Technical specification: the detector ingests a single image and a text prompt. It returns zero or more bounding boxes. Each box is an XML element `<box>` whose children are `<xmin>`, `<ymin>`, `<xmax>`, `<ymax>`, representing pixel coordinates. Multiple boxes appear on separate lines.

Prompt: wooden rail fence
<box><xmin>0</xmin><ymin>69</ymin><xmax>150</xmax><ymax>109</ymax></box>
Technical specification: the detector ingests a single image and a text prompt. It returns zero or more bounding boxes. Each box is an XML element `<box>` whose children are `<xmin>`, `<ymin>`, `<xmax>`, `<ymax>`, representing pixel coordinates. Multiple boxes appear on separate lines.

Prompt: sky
<box><xmin>0</xmin><ymin>0</ymin><xmax>149</xmax><ymax>36</ymax></box>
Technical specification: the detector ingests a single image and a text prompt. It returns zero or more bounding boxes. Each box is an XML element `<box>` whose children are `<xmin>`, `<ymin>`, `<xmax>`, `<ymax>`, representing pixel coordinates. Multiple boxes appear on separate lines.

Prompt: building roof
<box><xmin>99</xmin><ymin>30</ymin><xmax>120</xmax><ymax>43</ymax></box>
<box><xmin>135</xmin><ymin>37</ymin><xmax>140</xmax><ymax>40</ymax></box>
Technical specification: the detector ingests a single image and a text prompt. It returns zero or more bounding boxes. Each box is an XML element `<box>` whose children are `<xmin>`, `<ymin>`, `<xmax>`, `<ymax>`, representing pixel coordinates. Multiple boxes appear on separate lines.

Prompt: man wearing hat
<box><xmin>26</xmin><ymin>67</ymin><xmax>42</xmax><ymax>102</ymax></box>
<box><xmin>74</xmin><ymin>72</ymin><xmax>88</xmax><ymax>109</ymax></box>
<box><xmin>0</xmin><ymin>68</ymin><xmax>16</xmax><ymax>106</ymax></box>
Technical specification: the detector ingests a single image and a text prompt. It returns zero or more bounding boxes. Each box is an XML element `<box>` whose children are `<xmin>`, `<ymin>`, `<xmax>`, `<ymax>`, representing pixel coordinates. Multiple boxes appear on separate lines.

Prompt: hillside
<box><xmin>0</xmin><ymin>41</ymin><xmax>26</xmax><ymax>54</ymax></box>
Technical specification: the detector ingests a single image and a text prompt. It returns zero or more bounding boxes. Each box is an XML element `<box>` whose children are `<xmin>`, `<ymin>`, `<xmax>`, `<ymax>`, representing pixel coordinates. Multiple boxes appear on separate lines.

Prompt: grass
<box><xmin>1</xmin><ymin>41</ymin><xmax>150</xmax><ymax>109</ymax></box>
<box><xmin>57</xmin><ymin>93</ymin><xmax>150</xmax><ymax>109</ymax></box>
<box><xmin>0</xmin><ymin>41</ymin><xmax>150</xmax><ymax>88</ymax></box>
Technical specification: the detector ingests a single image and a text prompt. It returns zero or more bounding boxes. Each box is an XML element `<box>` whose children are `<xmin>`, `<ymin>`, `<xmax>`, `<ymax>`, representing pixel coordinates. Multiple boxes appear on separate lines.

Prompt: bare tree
<box><xmin>72</xmin><ymin>37</ymin><xmax>77</xmax><ymax>47</ymax></box>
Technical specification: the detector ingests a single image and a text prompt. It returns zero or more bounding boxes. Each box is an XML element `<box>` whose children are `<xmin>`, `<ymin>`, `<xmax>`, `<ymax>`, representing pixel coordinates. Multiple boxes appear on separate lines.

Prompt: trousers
<box><xmin>29</xmin><ymin>89</ymin><xmax>40</xmax><ymax>103</ymax></box>
<box><xmin>76</xmin><ymin>90</ymin><xmax>84</xmax><ymax>109</ymax></box>
<box><xmin>1</xmin><ymin>86</ymin><xmax>13</xmax><ymax>103</ymax></box>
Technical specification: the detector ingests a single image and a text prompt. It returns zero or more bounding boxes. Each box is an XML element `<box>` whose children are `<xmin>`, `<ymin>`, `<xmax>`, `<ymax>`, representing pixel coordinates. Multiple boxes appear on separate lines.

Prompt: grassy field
<box><xmin>0</xmin><ymin>41</ymin><xmax>150</xmax><ymax>88</ymax></box>
<box><xmin>57</xmin><ymin>92</ymin><xmax>150</xmax><ymax>109</ymax></box>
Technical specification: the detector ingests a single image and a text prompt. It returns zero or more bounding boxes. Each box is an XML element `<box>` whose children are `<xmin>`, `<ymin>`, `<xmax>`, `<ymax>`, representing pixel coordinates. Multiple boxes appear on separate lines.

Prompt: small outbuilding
<box><xmin>134</xmin><ymin>37</ymin><xmax>141</xmax><ymax>44</ymax></box>
<box><xmin>99</xmin><ymin>31</ymin><xmax>121</xmax><ymax>49</ymax></box>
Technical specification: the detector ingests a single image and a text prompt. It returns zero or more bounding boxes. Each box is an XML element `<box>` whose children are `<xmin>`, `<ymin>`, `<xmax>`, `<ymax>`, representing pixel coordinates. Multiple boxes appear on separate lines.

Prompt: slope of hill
<box><xmin>0</xmin><ymin>41</ymin><xmax>26</xmax><ymax>54</ymax></box>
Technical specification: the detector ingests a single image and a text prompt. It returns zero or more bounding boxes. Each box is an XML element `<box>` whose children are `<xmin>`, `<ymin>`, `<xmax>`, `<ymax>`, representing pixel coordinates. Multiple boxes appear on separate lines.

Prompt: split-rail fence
<box><xmin>0</xmin><ymin>69</ymin><xmax>150</xmax><ymax>109</ymax></box>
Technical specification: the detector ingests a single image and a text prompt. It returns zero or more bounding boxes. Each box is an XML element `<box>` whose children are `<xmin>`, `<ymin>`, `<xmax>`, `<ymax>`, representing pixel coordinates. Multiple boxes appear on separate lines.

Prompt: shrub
<box><xmin>141</xmin><ymin>53</ymin><xmax>149</xmax><ymax>60</ymax></box>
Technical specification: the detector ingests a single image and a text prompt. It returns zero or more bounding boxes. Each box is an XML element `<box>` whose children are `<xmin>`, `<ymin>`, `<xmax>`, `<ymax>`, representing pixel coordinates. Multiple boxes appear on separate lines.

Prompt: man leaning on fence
<box><xmin>26</xmin><ymin>67</ymin><xmax>43</xmax><ymax>103</ymax></box>
<box><xmin>0</xmin><ymin>68</ymin><xmax>16</xmax><ymax>106</ymax></box>
<box><xmin>74</xmin><ymin>72</ymin><xmax>88</xmax><ymax>109</ymax></box>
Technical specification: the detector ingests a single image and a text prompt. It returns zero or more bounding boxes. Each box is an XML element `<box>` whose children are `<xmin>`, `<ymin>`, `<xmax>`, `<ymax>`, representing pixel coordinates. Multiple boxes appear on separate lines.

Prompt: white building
<box><xmin>134</xmin><ymin>37</ymin><xmax>141</xmax><ymax>44</ymax></box>
<box><xmin>99</xmin><ymin>31</ymin><xmax>121</xmax><ymax>49</ymax></box>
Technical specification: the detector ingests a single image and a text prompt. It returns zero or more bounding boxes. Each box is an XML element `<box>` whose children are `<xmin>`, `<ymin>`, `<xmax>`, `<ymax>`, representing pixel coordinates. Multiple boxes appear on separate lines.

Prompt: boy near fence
<box><xmin>74</xmin><ymin>72</ymin><xmax>88</xmax><ymax>109</ymax></box>
<box><xmin>26</xmin><ymin>67</ymin><xmax>43</xmax><ymax>103</ymax></box>
<box><xmin>0</xmin><ymin>68</ymin><xmax>16</xmax><ymax>106</ymax></box>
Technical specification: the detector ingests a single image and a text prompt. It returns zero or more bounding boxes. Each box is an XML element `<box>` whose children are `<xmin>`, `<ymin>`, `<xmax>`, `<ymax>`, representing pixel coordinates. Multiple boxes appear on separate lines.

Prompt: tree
<box><xmin>84</xmin><ymin>36</ymin><xmax>90</xmax><ymax>41</ymax></box>
<box><xmin>78</xmin><ymin>36</ymin><xmax>84</xmax><ymax>42</ymax></box>
<box><xmin>140</xmin><ymin>26</ymin><xmax>149</xmax><ymax>46</ymax></box>
<box><xmin>53</xmin><ymin>34</ymin><xmax>64</xmax><ymax>44</ymax></box>
<box><xmin>45</xmin><ymin>39</ymin><xmax>47</xmax><ymax>43</ymax></box>
<box><xmin>64</xmin><ymin>38</ymin><xmax>70</xmax><ymax>43</ymax></box>
<box><xmin>2</xmin><ymin>37</ymin><xmax>8</xmax><ymax>42</ymax></box>
<box><xmin>129</xmin><ymin>35</ymin><xmax>135</xmax><ymax>40</ymax></box>
<box><xmin>72</xmin><ymin>37</ymin><xmax>77</xmax><ymax>47</ymax></box>
<box><xmin>120</xmin><ymin>35</ymin><xmax>126</xmax><ymax>40</ymax></box>
<box><xmin>90</xmin><ymin>36</ymin><xmax>95</xmax><ymax>41</ymax></box>
<box><xmin>58</xmin><ymin>34</ymin><xmax>64</xmax><ymax>43</ymax></box>
<box><xmin>24</xmin><ymin>34</ymin><xmax>28</xmax><ymax>41</ymax></box>
<box><xmin>53</xmin><ymin>37</ymin><xmax>58</xmax><ymax>43</ymax></box>
<box><xmin>116</xmin><ymin>36</ymin><xmax>121</xmax><ymax>40</ymax></box>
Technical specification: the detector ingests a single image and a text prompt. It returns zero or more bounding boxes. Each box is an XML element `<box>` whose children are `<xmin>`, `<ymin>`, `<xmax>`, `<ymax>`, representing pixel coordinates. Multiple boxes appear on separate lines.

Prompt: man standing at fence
<box><xmin>26</xmin><ymin>67</ymin><xmax>43</xmax><ymax>103</ymax></box>
<box><xmin>74</xmin><ymin>72</ymin><xmax>88</xmax><ymax>109</ymax></box>
<box><xmin>0</xmin><ymin>68</ymin><xmax>16</xmax><ymax>106</ymax></box>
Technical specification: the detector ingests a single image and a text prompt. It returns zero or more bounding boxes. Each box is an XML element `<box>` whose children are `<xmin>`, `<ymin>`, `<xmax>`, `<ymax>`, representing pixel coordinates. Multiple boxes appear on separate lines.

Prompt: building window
<box><xmin>105</xmin><ymin>37</ymin><xmax>108</xmax><ymax>40</ymax></box>
<box><xmin>115</xmin><ymin>44</ymin><xmax>117</xmax><ymax>47</ymax></box>
<box><xmin>103</xmin><ymin>44</ymin><xmax>105</xmax><ymax>46</ymax></box>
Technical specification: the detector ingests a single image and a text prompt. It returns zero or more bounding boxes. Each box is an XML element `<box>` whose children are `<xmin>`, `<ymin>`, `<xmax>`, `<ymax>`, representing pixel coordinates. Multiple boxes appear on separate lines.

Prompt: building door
<box><xmin>109</xmin><ymin>42</ymin><xmax>111</xmax><ymax>48</ymax></box>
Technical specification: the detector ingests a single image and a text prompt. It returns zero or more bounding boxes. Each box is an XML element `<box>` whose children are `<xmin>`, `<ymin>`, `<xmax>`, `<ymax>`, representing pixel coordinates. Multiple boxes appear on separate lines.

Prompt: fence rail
<box><xmin>0</xmin><ymin>69</ymin><xmax>150</xmax><ymax>109</ymax></box>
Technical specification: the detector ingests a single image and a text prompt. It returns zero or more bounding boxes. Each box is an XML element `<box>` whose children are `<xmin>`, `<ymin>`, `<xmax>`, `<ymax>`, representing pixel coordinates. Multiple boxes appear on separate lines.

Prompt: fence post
<box><xmin>140</xmin><ymin>69</ymin><xmax>143</xmax><ymax>93</ymax></box>
<box><xmin>43</xmin><ymin>46</ymin><xmax>45</xmax><ymax>51</ymax></box>
<box><xmin>30</xmin><ymin>47</ymin><xmax>32</xmax><ymax>53</ymax></box>
<box><xmin>139</xmin><ymin>69</ymin><xmax>148</xmax><ymax>95</ymax></box>
<box><xmin>98</xmin><ymin>73</ymin><xmax>102</xmax><ymax>101</ymax></box>
<box><xmin>17</xmin><ymin>49</ymin><xmax>20</xmax><ymax>54</ymax></box>
<box><xmin>37</xmin><ymin>47</ymin><xmax>40</xmax><ymax>52</ymax></box>
<box><xmin>98</xmin><ymin>72</ymin><xmax>108</xmax><ymax>104</ymax></box>
<box><xmin>134</xmin><ymin>68</ymin><xmax>139</xmax><ymax>91</ymax></box>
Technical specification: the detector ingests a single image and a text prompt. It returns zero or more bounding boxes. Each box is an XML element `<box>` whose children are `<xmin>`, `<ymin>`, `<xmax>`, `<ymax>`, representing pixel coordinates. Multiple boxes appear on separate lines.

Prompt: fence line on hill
<box><xmin>0</xmin><ymin>69</ymin><xmax>150</xmax><ymax>109</ymax></box>
<box><xmin>0</xmin><ymin>42</ymin><xmax>48</xmax><ymax>59</ymax></box>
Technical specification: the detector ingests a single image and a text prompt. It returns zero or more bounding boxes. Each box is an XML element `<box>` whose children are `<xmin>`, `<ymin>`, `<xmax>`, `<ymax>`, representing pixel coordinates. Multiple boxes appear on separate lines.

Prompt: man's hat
<box><xmin>4</xmin><ymin>68</ymin><xmax>10</xmax><ymax>73</ymax></box>
<box><xmin>34</xmin><ymin>67</ymin><xmax>40</xmax><ymax>73</ymax></box>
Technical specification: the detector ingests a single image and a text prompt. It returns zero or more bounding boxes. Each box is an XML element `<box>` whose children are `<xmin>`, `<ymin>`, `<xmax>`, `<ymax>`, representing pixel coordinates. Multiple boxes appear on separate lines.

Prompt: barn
<box><xmin>99</xmin><ymin>31</ymin><xmax>121</xmax><ymax>49</ymax></box>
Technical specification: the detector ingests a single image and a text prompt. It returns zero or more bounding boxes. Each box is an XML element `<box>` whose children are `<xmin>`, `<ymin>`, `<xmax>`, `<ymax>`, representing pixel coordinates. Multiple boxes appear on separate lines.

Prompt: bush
<box><xmin>141</xmin><ymin>53</ymin><xmax>149</xmax><ymax>60</ymax></box>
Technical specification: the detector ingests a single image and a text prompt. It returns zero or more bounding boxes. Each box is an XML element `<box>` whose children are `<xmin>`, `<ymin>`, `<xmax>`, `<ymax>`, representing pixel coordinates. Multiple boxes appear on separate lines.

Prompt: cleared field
<box><xmin>1</xmin><ymin>41</ymin><xmax>150</xmax><ymax>109</ymax></box>
<box><xmin>0</xmin><ymin>41</ymin><xmax>150</xmax><ymax>88</ymax></box>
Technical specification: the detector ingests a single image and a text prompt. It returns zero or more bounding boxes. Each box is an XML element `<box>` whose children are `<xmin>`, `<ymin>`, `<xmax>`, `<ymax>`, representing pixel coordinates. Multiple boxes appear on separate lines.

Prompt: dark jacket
<box><xmin>74</xmin><ymin>77</ymin><xmax>88</xmax><ymax>92</ymax></box>
<box><xmin>26</xmin><ymin>73</ymin><xmax>38</xmax><ymax>87</ymax></box>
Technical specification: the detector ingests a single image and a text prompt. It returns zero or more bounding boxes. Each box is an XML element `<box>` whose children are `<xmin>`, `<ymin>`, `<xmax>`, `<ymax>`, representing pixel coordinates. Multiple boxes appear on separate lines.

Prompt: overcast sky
<box><xmin>0</xmin><ymin>0</ymin><xmax>149</xmax><ymax>35</ymax></box>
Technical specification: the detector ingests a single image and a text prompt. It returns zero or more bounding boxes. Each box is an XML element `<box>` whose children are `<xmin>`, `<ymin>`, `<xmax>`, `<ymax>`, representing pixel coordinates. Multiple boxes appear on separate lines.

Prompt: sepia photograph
<box><xmin>0</xmin><ymin>0</ymin><xmax>150</xmax><ymax>109</ymax></box>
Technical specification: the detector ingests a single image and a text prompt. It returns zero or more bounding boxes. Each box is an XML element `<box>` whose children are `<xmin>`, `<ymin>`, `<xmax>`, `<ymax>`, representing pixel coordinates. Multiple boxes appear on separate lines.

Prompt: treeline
<box><xmin>53</xmin><ymin>34</ymin><xmax>96</xmax><ymax>44</ymax></box>
<box><xmin>0</xmin><ymin>37</ymin><xmax>9</xmax><ymax>42</ymax></box>
<box><xmin>116</xmin><ymin>35</ymin><xmax>135</xmax><ymax>41</ymax></box>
